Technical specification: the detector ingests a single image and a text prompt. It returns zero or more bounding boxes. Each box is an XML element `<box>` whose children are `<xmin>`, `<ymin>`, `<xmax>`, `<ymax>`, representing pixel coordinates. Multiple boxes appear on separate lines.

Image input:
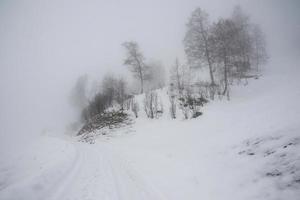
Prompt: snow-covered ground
<box><xmin>1</xmin><ymin>57</ymin><xmax>300</xmax><ymax>200</ymax></box>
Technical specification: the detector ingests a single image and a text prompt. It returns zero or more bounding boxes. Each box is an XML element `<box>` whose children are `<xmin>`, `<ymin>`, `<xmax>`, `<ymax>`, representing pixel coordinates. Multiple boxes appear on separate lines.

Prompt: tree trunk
<box><xmin>208</xmin><ymin>59</ymin><xmax>215</xmax><ymax>86</ymax></box>
<box><xmin>175</xmin><ymin>59</ymin><xmax>182</xmax><ymax>93</ymax></box>
<box><xmin>204</xmin><ymin>40</ymin><xmax>216</xmax><ymax>100</ymax></box>
<box><xmin>206</xmin><ymin>51</ymin><xmax>215</xmax><ymax>86</ymax></box>
<box><xmin>140</xmin><ymin>76</ymin><xmax>144</xmax><ymax>93</ymax></box>
<box><xmin>222</xmin><ymin>56</ymin><xmax>228</xmax><ymax>95</ymax></box>
<box><xmin>135</xmin><ymin>55</ymin><xmax>144</xmax><ymax>94</ymax></box>
<box><xmin>203</xmin><ymin>31</ymin><xmax>215</xmax><ymax>86</ymax></box>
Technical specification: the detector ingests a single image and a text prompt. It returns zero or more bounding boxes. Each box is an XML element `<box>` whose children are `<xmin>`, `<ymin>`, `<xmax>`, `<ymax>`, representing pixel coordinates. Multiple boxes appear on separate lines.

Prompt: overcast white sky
<box><xmin>0</xmin><ymin>0</ymin><xmax>299</xmax><ymax>146</ymax></box>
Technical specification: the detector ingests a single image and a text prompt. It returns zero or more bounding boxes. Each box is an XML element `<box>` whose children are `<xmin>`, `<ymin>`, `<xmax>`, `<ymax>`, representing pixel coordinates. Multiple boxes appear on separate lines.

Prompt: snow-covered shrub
<box><xmin>179</xmin><ymin>96</ymin><xmax>190</xmax><ymax>119</ymax></box>
<box><xmin>79</xmin><ymin>74</ymin><xmax>130</xmax><ymax>122</ymax></box>
<box><xmin>77</xmin><ymin>110</ymin><xmax>132</xmax><ymax>137</ymax></box>
<box><xmin>191</xmin><ymin>81</ymin><xmax>220</xmax><ymax>101</ymax></box>
<box><xmin>178</xmin><ymin>94</ymin><xmax>208</xmax><ymax>119</ymax></box>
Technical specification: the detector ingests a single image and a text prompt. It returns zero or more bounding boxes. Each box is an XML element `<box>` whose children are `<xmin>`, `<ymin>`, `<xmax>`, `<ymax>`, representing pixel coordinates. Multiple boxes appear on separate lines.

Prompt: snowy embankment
<box><xmin>1</xmin><ymin>58</ymin><xmax>300</xmax><ymax>200</ymax></box>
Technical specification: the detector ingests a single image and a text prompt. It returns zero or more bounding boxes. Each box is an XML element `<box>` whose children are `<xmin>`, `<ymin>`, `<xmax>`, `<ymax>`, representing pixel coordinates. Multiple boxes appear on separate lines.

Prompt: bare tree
<box><xmin>115</xmin><ymin>77</ymin><xmax>127</xmax><ymax>111</ymax></box>
<box><xmin>123</xmin><ymin>41</ymin><xmax>149</xmax><ymax>93</ymax></box>
<box><xmin>102</xmin><ymin>74</ymin><xmax>129</xmax><ymax>110</ymax></box>
<box><xmin>250</xmin><ymin>24</ymin><xmax>268</xmax><ymax>74</ymax></box>
<box><xmin>230</xmin><ymin>5</ymin><xmax>253</xmax><ymax>79</ymax></box>
<box><xmin>212</xmin><ymin>18</ymin><xmax>238</xmax><ymax>97</ymax></box>
<box><xmin>184</xmin><ymin>8</ymin><xmax>216</xmax><ymax>86</ymax></box>
<box><xmin>182</xmin><ymin>5</ymin><xmax>268</xmax><ymax>100</ymax></box>
<box><xmin>102</xmin><ymin>74</ymin><xmax>116</xmax><ymax>106</ymax></box>
<box><xmin>85</xmin><ymin>92</ymin><xmax>110</xmax><ymax>120</ymax></box>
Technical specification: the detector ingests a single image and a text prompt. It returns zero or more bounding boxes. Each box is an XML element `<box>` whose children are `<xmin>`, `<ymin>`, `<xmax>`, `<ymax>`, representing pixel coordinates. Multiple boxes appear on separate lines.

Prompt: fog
<box><xmin>0</xmin><ymin>0</ymin><xmax>299</xmax><ymax>148</ymax></box>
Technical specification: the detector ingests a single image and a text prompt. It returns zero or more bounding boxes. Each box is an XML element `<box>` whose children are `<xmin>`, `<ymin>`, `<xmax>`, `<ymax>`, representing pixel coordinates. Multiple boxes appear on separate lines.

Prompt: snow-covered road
<box><xmin>0</xmin><ymin>139</ymin><xmax>165</xmax><ymax>200</ymax></box>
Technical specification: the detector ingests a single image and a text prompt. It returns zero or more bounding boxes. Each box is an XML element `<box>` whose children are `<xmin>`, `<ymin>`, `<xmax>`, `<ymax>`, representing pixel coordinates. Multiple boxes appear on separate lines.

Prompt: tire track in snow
<box><xmin>101</xmin><ymin>144</ymin><xmax>168</xmax><ymax>200</ymax></box>
<box><xmin>0</xmin><ymin>140</ymin><xmax>167</xmax><ymax>200</ymax></box>
<box><xmin>53</xmin><ymin>142</ymin><xmax>167</xmax><ymax>200</ymax></box>
<box><xmin>47</xmin><ymin>144</ymin><xmax>83</xmax><ymax>200</ymax></box>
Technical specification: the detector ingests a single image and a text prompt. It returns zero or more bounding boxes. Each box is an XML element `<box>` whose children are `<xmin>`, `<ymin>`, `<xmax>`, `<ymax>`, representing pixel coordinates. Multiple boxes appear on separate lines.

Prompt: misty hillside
<box><xmin>1</xmin><ymin>1</ymin><xmax>300</xmax><ymax>200</ymax></box>
<box><xmin>1</xmin><ymin>57</ymin><xmax>300</xmax><ymax>200</ymax></box>
<box><xmin>81</xmin><ymin>57</ymin><xmax>300</xmax><ymax>200</ymax></box>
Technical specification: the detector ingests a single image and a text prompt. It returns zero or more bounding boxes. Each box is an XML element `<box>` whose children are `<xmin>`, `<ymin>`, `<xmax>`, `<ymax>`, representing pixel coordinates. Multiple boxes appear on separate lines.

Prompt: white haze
<box><xmin>0</xmin><ymin>0</ymin><xmax>299</xmax><ymax>151</ymax></box>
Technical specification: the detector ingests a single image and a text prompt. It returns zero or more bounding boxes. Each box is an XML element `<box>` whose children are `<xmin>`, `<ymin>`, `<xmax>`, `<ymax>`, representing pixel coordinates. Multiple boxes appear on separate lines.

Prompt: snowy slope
<box><xmin>1</xmin><ymin>57</ymin><xmax>300</xmax><ymax>200</ymax></box>
<box><xmin>104</xmin><ymin>58</ymin><xmax>300</xmax><ymax>199</ymax></box>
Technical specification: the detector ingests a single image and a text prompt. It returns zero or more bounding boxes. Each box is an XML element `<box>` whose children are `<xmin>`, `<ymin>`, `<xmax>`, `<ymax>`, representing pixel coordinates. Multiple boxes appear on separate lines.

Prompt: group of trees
<box><xmin>72</xmin><ymin>42</ymin><xmax>166</xmax><ymax>123</ymax></box>
<box><xmin>166</xmin><ymin>5</ymin><xmax>268</xmax><ymax>119</ymax></box>
<box><xmin>70</xmin><ymin>5</ymin><xmax>268</xmax><ymax>126</ymax></box>
<box><xmin>80</xmin><ymin>74</ymin><xmax>129</xmax><ymax>122</ymax></box>
<box><xmin>183</xmin><ymin>6</ymin><xmax>268</xmax><ymax>99</ymax></box>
